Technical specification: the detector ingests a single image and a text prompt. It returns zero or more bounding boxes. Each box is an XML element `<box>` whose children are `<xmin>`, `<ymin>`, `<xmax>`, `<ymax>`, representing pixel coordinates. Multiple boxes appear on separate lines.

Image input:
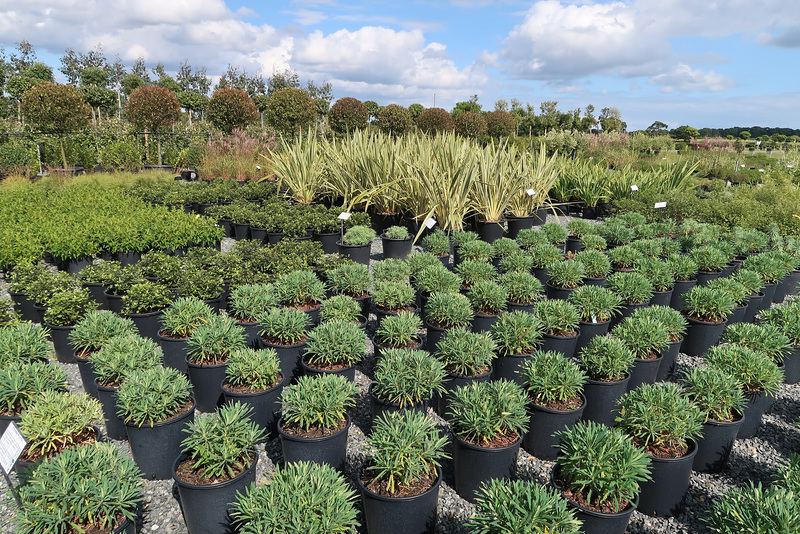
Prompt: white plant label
<box><xmin>0</xmin><ymin>422</ymin><xmax>26</xmax><ymax>474</ymax></box>
<box><xmin>526</xmin><ymin>189</ymin><xmax>536</xmax><ymax>196</ymax></box>
<box><xmin>654</xmin><ymin>202</ymin><xmax>667</xmax><ymax>209</ymax></box>
<box><xmin>630</xmin><ymin>185</ymin><xmax>639</xmax><ymax>191</ymax></box>
<box><xmin>337</xmin><ymin>212</ymin><xmax>352</xmax><ymax>220</ymax></box>
<box><xmin>424</xmin><ymin>217</ymin><xmax>437</xmax><ymax>229</ymax></box>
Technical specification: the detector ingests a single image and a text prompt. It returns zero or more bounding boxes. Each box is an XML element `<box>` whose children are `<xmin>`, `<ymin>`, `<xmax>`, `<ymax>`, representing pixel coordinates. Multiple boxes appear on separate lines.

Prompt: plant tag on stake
<box><xmin>424</xmin><ymin>217</ymin><xmax>437</xmax><ymax>229</ymax></box>
<box><xmin>0</xmin><ymin>422</ymin><xmax>26</xmax><ymax>474</ymax></box>
<box><xmin>526</xmin><ymin>189</ymin><xmax>536</xmax><ymax>196</ymax></box>
<box><xmin>630</xmin><ymin>185</ymin><xmax>639</xmax><ymax>191</ymax></box>
<box><xmin>338</xmin><ymin>212</ymin><xmax>352</xmax><ymax>221</ymax></box>
<box><xmin>654</xmin><ymin>202</ymin><xmax>667</xmax><ymax>209</ymax></box>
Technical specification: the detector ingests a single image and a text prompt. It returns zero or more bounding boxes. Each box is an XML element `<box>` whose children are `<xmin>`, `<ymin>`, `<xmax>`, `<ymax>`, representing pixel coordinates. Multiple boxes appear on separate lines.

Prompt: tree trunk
<box><xmin>59</xmin><ymin>136</ymin><xmax>68</xmax><ymax>169</ymax></box>
<box><xmin>157</xmin><ymin>133</ymin><xmax>163</xmax><ymax>166</ymax></box>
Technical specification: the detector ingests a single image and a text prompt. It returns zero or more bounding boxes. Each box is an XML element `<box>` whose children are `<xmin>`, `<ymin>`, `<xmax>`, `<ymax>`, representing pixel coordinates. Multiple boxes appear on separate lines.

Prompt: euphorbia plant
<box><xmin>721</xmin><ymin>322</ymin><xmax>791</xmax><ymax>366</ymax></box>
<box><xmin>116</xmin><ymin>366</ymin><xmax>193</xmax><ymax>427</ymax></box>
<box><xmin>320</xmin><ymin>295</ymin><xmax>363</xmax><ymax>324</ymax></box>
<box><xmin>535</xmin><ymin>299</ymin><xmax>580</xmax><ymax>337</ymax></box>
<box><xmin>683</xmin><ymin>285</ymin><xmax>735</xmax><ymax>322</ymax></box>
<box><xmin>606</xmin><ymin>271</ymin><xmax>654</xmax><ymax>305</ymax></box>
<box><xmin>498</xmin><ymin>271</ymin><xmax>543</xmax><ymax>305</ymax></box>
<box><xmin>160</xmin><ymin>297</ymin><xmax>216</xmax><ymax>338</ymax></box>
<box><xmin>0</xmin><ymin>361</ymin><xmax>67</xmax><ymax>417</ymax></box>
<box><xmin>224</xmin><ymin>347</ymin><xmax>282</xmax><ymax>391</ymax></box>
<box><xmin>19</xmin><ymin>390</ymin><xmax>103</xmax><ymax>460</ymax></box>
<box><xmin>568</xmin><ymin>285</ymin><xmax>622</xmax><ymax>323</ymax></box>
<box><xmin>91</xmin><ymin>334</ymin><xmax>162</xmax><ymax>387</ymax></box>
<box><xmin>490</xmin><ymin>310</ymin><xmax>544</xmax><ymax>356</ymax></box>
<box><xmin>68</xmin><ymin>309</ymin><xmax>138</xmax><ymax>356</ymax></box>
<box><xmin>375</xmin><ymin>311</ymin><xmax>422</xmax><ymax>349</ymax></box>
<box><xmin>467</xmin><ymin>279</ymin><xmax>509</xmax><ymax>316</ymax></box>
<box><xmin>257</xmin><ymin>307</ymin><xmax>311</xmax><ymax>346</ymax></box>
<box><xmin>424</xmin><ymin>291</ymin><xmax>473</xmax><ymax>329</ymax></box>
<box><xmin>372</xmin><ymin>280</ymin><xmax>416</xmax><ymax>312</ymax></box>
<box><xmin>303</xmin><ymin>320</ymin><xmax>365</xmax><ymax>369</ymax></box>
<box><xmin>280</xmin><ymin>374</ymin><xmax>357</xmax><ymax>433</ymax></box>
<box><xmin>326</xmin><ymin>263</ymin><xmax>372</xmax><ymax>298</ymax></box>
<box><xmin>613</xmin><ymin>316</ymin><xmax>670</xmax><ymax>360</ymax></box>
<box><xmin>275</xmin><ymin>269</ymin><xmax>326</xmax><ymax>309</ymax></box>
<box><xmin>0</xmin><ymin>321</ymin><xmax>50</xmax><ymax>365</ymax></box>
<box><xmin>682</xmin><ymin>366</ymin><xmax>745</xmax><ymax>423</ymax></box>
<box><xmin>578</xmin><ymin>335</ymin><xmax>635</xmax><ymax>382</ymax></box>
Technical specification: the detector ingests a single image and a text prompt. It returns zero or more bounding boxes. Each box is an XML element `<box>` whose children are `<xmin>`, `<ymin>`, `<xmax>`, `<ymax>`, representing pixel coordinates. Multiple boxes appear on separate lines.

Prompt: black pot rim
<box><xmin>452</xmin><ymin>430</ymin><xmax>522</xmax><ymax>452</ymax></box>
<box><xmin>300</xmin><ymin>356</ymin><xmax>356</xmax><ymax>375</ymax></box>
<box><xmin>337</xmin><ymin>241</ymin><xmax>370</xmax><ymax>248</ymax></box>
<box><xmin>529</xmin><ymin>392</ymin><xmax>587</xmax><ymax>415</ymax></box>
<box><xmin>44</xmin><ymin>322</ymin><xmax>75</xmax><ymax>331</ymax></box>
<box><xmin>705</xmin><ymin>410</ymin><xmax>744</xmax><ymax>427</ymax></box>
<box><xmin>551</xmin><ymin>464</ymin><xmax>638</xmax><ymax>518</ymax></box>
<box><xmin>157</xmin><ymin>328</ymin><xmax>189</xmax><ymax>341</ymax></box>
<box><xmin>221</xmin><ymin>374</ymin><xmax>284</xmax><ymax>398</ymax></box>
<box><xmin>125</xmin><ymin>309</ymin><xmax>165</xmax><ymax>319</ymax></box>
<box><xmin>380</xmin><ymin>234</ymin><xmax>413</xmax><ymax>242</ymax></box>
<box><xmin>446</xmin><ymin>367</ymin><xmax>493</xmax><ymax>381</ymax></box>
<box><xmin>171</xmin><ymin>447</ymin><xmax>258</xmax><ymax>489</ymax></box>
<box><xmin>356</xmin><ymin>460</ymin><xmax>442</xmax><ymax>502</ymax></box>
<box><xmin>371</xmin><ymin>334</ymin><xmax>422</xmax><ymax>352</ymax></box>
<box><xmin>579</xmin><ymin>318</ymin><xmax>611</xmax><ymax>326</ymax></box>
<box><xmin>646</xmin><ymin>438</ymin><xmax>698</xmax><ymax>464</ymax></box>
<box><xmin>586</xmin><ymin>374</ymin><xmax>630</xmax><ymax>386</ymax></box>
<box><xmin>277</xmin><ymin>413</ymin><xmax>351</xmax><ymax>444</ymax></box>
<box><xmin>185</xmin><ymin>357</ymin><xmax>228</xmax><ymax>369</ymax></box>
<box><xmin>124</xmin><ymin>396</ymin><xmax>197</xmax><ymax>429</ymax></box>
<box><xmin>368</xmin><ymin>382</ymin><xmax>428</xmax><ymax>410</ymax></box>
<box><xmin>543</xmin><ymin>329</ymin><xmax>580</xmax><ymax>340</ymax></box>
<box><xmin>260</xmin><ymin>338</ymin><xmax>308</xmax><ymax>350</ymax></box>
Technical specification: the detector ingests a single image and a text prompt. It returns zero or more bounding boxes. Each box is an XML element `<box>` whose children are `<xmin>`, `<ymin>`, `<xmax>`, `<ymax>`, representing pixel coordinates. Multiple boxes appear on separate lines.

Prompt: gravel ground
<box><xmin>1</xmin><ymin>214</ymin><xmax>799</xmax><ymax>534</ymax></box>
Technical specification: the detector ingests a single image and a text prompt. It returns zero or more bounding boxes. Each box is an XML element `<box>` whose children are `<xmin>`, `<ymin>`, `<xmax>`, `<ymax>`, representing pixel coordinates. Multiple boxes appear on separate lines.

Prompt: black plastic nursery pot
<box><xmin>506</xmin><ymin>300</ymin><xmax>535</xmax><ymax>314</ymax></box>
<box><xmin>565</xmin><ymin>237</ymin><xmax>583</xmax><ymax>254</ymax></box>
<box><xmin>222</xmin><ymin>376</ymin><xmax>284</xmax><ymax>439</ymax></box>
<box><xmin>582</xmin><ymin>276</ymin><xmax>608</xmax><ymax>288</ymax></box>
<box><xmin>669</xmin><ymin>280</ymin><xmax>696</xmax><ymax>311</ymax></box>
<box><xmin>47</xmin><ymin>322</ymin><xmax>76</xmax><ymax>363</ymax></box>
<box><xmin>540</xmin><ymin>330</ymin><xmax>580</xmax><ymax>360</ymax></box>
<box><xmin>546</xmin><ymin>283</ymin><xmax>578</xmax><ymax>301</ymax></box>
<box><xmin>471</xmin><ymin>312</ymin><xmax>500</xmax><ymax>333</ymax></box>
<box><xmin>185</xmin><ymin>359</ymin><xmax>228</xmax><ymax>413</ymax></box>
<box><xmin>637</xmin><ymin>439</ymin><xmax>698</xmax><ymax>518</ymax></box>
<box><xmin>551</xmin><ymin>464</ymin><xmax>637</xmax><ymax>534</ymax></box>
<box><xmin>260</xmin><ymin>338</ymin><xmax>307</xmax><ymax>385</ymax></box>
<box><xmin>681</xmin><ymin>316</ymin><xmax>727</xmax><ymax>357</ymax></box>
<box><xmin>423</xmin><ymin>323</ymin><xmax>449</xmax><ymax>354</ymax></box>
<box><xmin>492</xmin><ymin>353</ymin><xmax>532</xmax><ymax>386</ymax></box>
<box><xmin>9</xmin><ymin>291</ymin><xmax>39</xmax><ymax>323</ymax></box>
<box><xmin>300</xmin><ymin>356</ymin><xmax>357</xmax><ymax>382</ymax></box>
<box><xmin>375</xmin><ymin>304</ymin><xmax>416</xmax><ymax>330</ymax></box>
<box><xmin>727</xmin><ymin>304</ymin><xmax>747</xmax><ymax>325</ymax></box>
<box><xmin>506</xmin><ymin>215</ymin><xmax>536</xmax><ymax>239</ymax></box>
<box><xmin>75</xmin><ymin>352</ymin><xmax>99</xmax><ymax>399</ymax></box>
<box><xmin>233</xmin><ymin>222</ymin><xmax>250</xmax><ymax>240</ymax></box>
<box><xmin>738</xmin><ymin>389</ymin><xmax>774</xmax><ymax>439</ymax></box>
<box><xmin>438</xmin><ymin>368</ymin><xmax>492</xmax><ymax>420</ymax></box>
<box><xmin>650</xmin><ymin>289</ymin><xmax>673</xmax><ymax>307</ymax></box>
<box><xmin>773</xmin><ymin>276</ymin><xmax>789</xmax><ymax>304</ymax></box>
<box><xmin>337</xmin><ymin>241</ymin><xmax>371</xmax><ymax>265</ymax></box>
<box><xmin>116</xmin><ymin>251</ymin><xmax>141</xmax><ymax>267</ymax></box>
<box><xmin>627</xmin><ymin>354</ymin><xmax>663</xmax><ymax>392</ymax></box>
<box><xmin>0</xmin><ymin>413</ymin><xmax>21</xmax><ymax>436</ymax></box>
<box><xmin>96</xmin><ymin>383</ymin><xmax>127</xmax><ymax>440</ymax></box>
<box><xmin>173</xmin><ymin>450</ymin><xmax>258</xmax><ymax>534</ymax></box>
<box><xmin>693</xmin><ymin>413</ymin><xmax>745</xmax><ymax>473</ymax></box>
<box><xmin>278</xmin><ymin>414</ymin><xmax>351</xmax><ymax>471</ymax></box>
<box><xmin>524</xmin><ymin>394</ymin><xmax>586</xmax><ymax>461</ymax></box>
<box><xmin>357</xmin><ymin>463</ymin><xmax>441</xmax><ymax>534</ymax></box>
<box><xmin>83</xmin><ymin>282</ymin><xmax>108</xmax><ymax>310</ymax></box>
<box><xmin>582</xmin><ymin>375</ymin><xmax>631</xmax><ymax>427</ymax></box>
<box><xmin>783</xmin><ymin>346</ymin><xmax>800</xmax><ymax>385</ymax></box>
<box><xmin>103</xmin><ymin>291</ymin><xmax>125</xmax><ymax>314</ymax></box>
<box><xmin>609</xmin><ymin>302</ymin><xmax>648</xmax><ymax>328</ymax></box>
<box><xmin>127</xmin><ymin>309</ymin><xmax>164</xmax><ymax>341</ymax></box>
<box><xmin>313</xmin><ymin>231</ymin><xmax>341</xmax><ymax>254</ymax></box>
<box><xmin>695</xmin><ymin>270</ymin><xmax>722</xmax><ymax>287</ymax></box>
<box><xmin>369</xmin><ymin>383</ymin><xmax>429</xmax><ymax>422</ymax></box>
<box><xmin>248</xmin><ymin>227</ymin><xmax>267</xmax><ymax>243</ymax></box>
<box><xmin>475</xmin><ymin>219</ymin><xmax>506</xmax><ymax>244</ymax></box>
<box><xmin>452</xmin><ymin>431</ymin><xmax>521</xmax><ymax>503</ymax></box>
<box><xmin>381</xmin><ymin>235</ymin><xmax>413</xmax><ymax>259</ymax></box>
<box><xmin>655</xmin><ymin>336</ymin><xmax>683</xmax><ymax>382</ymax></box>
<box><xmin>575</xmin><ymin>320</ymin><xmax>611</xmax><ymax>356</ymax></box>
<box><xmin>532</xmin><ymin>267</ymin><xmax>550</xmax><ymax>287</ymax></box>
<box><xmin>126</xmin><ymin>397</ymin><xmax>196</xmax><ymax>479</ymax></box>
<box><xmin>157</xmin><ymin>330</ymin><xmax>189</xmax><ymax>374</ymax></box>
<box><xmin>743</xmin><ymin>293</ymin><xmax>764</xmax><ymax>323</ymax></box>
<box><xmin>33</xmin><ymin>303</ymin><xmax>46</xmax><ymax>323</ymax></box>
<box><xmin>758</xmin><ymin>283</ymin><xmax>777</xmax><ymax>311</ymax></box>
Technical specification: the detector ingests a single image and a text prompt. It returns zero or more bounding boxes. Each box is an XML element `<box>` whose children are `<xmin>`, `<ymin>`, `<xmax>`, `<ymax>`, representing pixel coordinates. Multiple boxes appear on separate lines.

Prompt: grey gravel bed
<box><xmin>1</xmin><ymin>216</ymin><xmax>799</xmax><ymax>534</ymax></box>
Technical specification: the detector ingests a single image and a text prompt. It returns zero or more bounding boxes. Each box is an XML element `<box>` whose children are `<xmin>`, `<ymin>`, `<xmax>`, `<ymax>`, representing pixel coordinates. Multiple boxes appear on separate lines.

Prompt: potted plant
<box><xmin>535</xmin><ymin>298</ymin><xmax>581</xmax><ymax>358</ymax></box>
<box><xmin>421</xmin><ymin>229</ymin><xmax>451</xmax><ymax>267</ymax></box>
<box><xmin>277</xmin><ymin>373</ymin><xmax>357</xmax><ymax>470</ymax></box>
<box><xmin>581</xmin><ymin>233</ymin><xmax>607</xmax><ymax>253</ymax></box>
<box><xmin>412</xmin><ymin>264</ymin><xmax>462</xmax><ymax>317</ymax></box>
<box><xmin>613</xmin><ymin>316</ymin><xmax>670</xmax><ymax>390</ymax></box>
<box><xmin>577</xmin><ymin>335</ymin><xmax>635</xmax><ymax>426</ymax></box>
<box><xmin>498</xmin><ymin>270</ymin><xmax>542</xmax><ymax>313</ymax></box>
<box><xmin>721</xmin><ymin>322</ymin><xmax>791</xmax><ymax>367</ymax></box>
<box><xmin>102</xmin><ymin>265</ymin><xmax>146</xmax><ymax>314</ymax></box>
<box><xmin>186</xmin><ymin>314</ymin><xmax>247</xmax><ymax>412</ymax></box>
<box><xmin>7</xmin><ymin>262</ymin><xmax>48</xmax><ymax>322</ymax></box>
<box><xmin>157</xmin><ymin>297</ymin><xmax>216</xmax><ymax>373</ymax></box>
<box><xmin>27</xmin><ymin>270</ymin><xmax>78</xmax><ymax>322</ymax></box>
<box><xmin>117</xmin><ymin>365</ymin><xmax>195</xmax><ymax>479</ymax></box>
<box><xmin>680</xmin><ymin>284</ymin><xmax>735</xmax><ymax>356</ymax></box>
<box><xmin>448</xmin><ymin>379</ymin><xmax>528</xmax><ymax>502</ymax></box>
<box><xmin>520</xmin><ymin>350</ymin><xmax>587</xmax><ymax>461</ymax></box>
<box><xmin>545</xmin><ymin>259</ymin><xmax>586</xmax><ymax>300</ymax></box>
<box><xmin>497</xmin><ymin>251</ymin><xmax>534</xmax><ymax>274</ymax></box>
<box><xmin>568</xmin><ymin>284</ymin><xmax>622</xmax><ymax>354</ymax></box>
<box><xmin>381</xmin><ymin>225</ymin><xmax>413</xmax><ymax>259</ymax></box>
<box><xmin>0</xmin><ymin>321</ymin><xmax>50</xmax><ymax>366</ymax></box>
<box><xmin>301</xmin><ymin>319</ymin><xmax>365</xmax><ymax>381</ymax></box>
<box><xmin>606</xmin><ymin>271</ymin><xmax>654</xmax><ymax>327</ymax></box>
<box><xmin>691</xmin><ymin>245</ymin><xmax>729</xmax><ymax>286</ymax></box>
<box><xmin>175</xmin><ymin>267</ymin><xmax>224</xmax><ymax>311</ymax></box>
<box><xmin>15</xmin><ymin>442</ymin><xmax>144</xmax><ymax>534</ymax></box>
<box><xmin>275</xmin><ymin>269</ymin><xmax>327</xmax><ymax>325</ymax></box>
<box><xmin>575</xmin><ymin>248</ymin><xmax>612</xmax><ymax>287</ymax></box>
<box><xmin>423</xmin><ymin>291</ymin><xmax>473</xmax><ymax>351</ymax></box>
<box><xmin>467</xmin><ymin>278</ymin><xmax>508</xmax><ymax>332</ymax></box>
<box><xmin>337</xmin><ymin>224</ymin><xmax>376</xmax><ymax>265</ymax></box>
<box><xmin>616</xmin><ymin>382</ymin><xmax>703</xmax><ymax>518</ymax></box>
<box><xmin>552</xmin><ymin>421</ymin><xmax>651</xmax><ymax>534</ymax></box>
<box><xmin>320</xmin><ymin>294</ymin><xmax>365</xmax><ymax>327</ymax></box>
<box><xmin>226</xmin><ymin>283</ymin><xmax>277</xmax><ymax>347</ymax></box>
<box><xmin>122</xmin><ymin>280</ymin><xmax>173</xmax><ymax>340</ymax></box>
<box><xmin>706</xmin><ymin>277</ymin><xmax>750</xmax><ymax>325</ymax></box>
<box><xmin>665</xmin><ymin>253</ymin><xmax>699</xmax><ymax>310</ymax></box>
<box><xmin>682</xmin><ymin>366</ymin><xmax>746</xmax><ymax>473</ymax></box>
<box><xmin>456</xmin><ymin>239</ymin><xmax>493</xmax><ymax>266</ymax></box>
<box><xmin>222</xmin><ymin>346</ymin><xmax>283</xmax><ymax>437</ymax></box>
<box><xmin>635</xmin><ymin>257</ymin><xmax>675</xmax><ymax>306</ymax></box>
<box><xmin>257</xmin><ymin>307</ymin><xmax>312</xmax><ymax>385</ymax></box>
<box><xmin>326</xmin><ymin>262</ymin><xmax>372</xmax><ymax>320</ymax></box>
<box><xmin>15</xmin><ymin>391</ymin><xmax>103</xmax><ymax>476</ymax></box>
<box><xmin>528</xmin><ymin>243</ymin><xmax>564</xmax><ymax>287</ymax></box>
<box><xmin>541</xmin><ymin>222</ymin><xmax>568</xmax><ymax>250</ymax></box>
<box><xmin>705</xmin><ymin>344</ymin><xmax>784</xmax><ymax>439</ymax></box>
<box><xmin>173</xmin><ymin>402</ymin><xmax>264</xmax><ymax>534</ymax></box>
<box><xmin>370</xmin><ymin>348</ymin><xmax>446</xmax><ymax>418</ymax></box>
<box><xmin>759</xmin><ymin>303</ymin><xmax>800</xmax><ymax>383</ymax></box>
<box><xmin>232</xmin><ymin>461</ymin><xmax>360</xmax><ymax>533</ymax></box>
<box><xmin>357</xmin><ymin>410</ymin><xmax>449</xmax><ymax>534</ymax></box>
<box><xmin>732</xmin><ymin>268</ymin><xmax>766</xmax><ymax>322</ymax></box>
<box><xmin>455</xmin><ymin>259</ymin><xmax>497</xmax><ymax>291</ymax></box>
<box><xmin>0</xmin><ymin>361</ymin><xmax>66</xmax><ymax>436</ymax></box>
<box><xmin>632</xmin><ymin>305</ymin><xmax>687</xmax><ymax>382</ymax></box>
<box><xmin>373</xmin><ymin>311</ymin><xmax>423</xmax><ymax>358</ymax></box>
<box><xmin>490</xmin><ymin>310</ymin><xmax>544</xmax><ymax>384</ymax></box>
<box><xmin>567</xmin><ymin>219</ymin><xmax>594</xmax><ymax>253</ymax></box>
<box><xmin>91</xmin><ymin>333</ymin><xmax>162</xmax><ymax>440</ymax></box>
<box><xmin>515</xmin><ymin>228</ymin><xmax>547</xmax><ymax>250</ymax></box>
<box><xmin>434</xmin><ymin>326</ymin><xmax>496</xmax><ymax>418</ymax></box>
<box><xmin>43</xmin><ymin>287</ymin><xmax>98</xmax><ymax>363</ymax></box>
<box><xmin>607</xmin><ymin>245</ymin><xmax>643</xmax><ymax>272</ymax></box>
<box><xmin>373</xmin><ymin>258</ymin><xmax>412</xmax><ymax>283</ymax></box>
<box><xmin>373</xmin><ymin>280</ymin><xmax>416</xmax><ymax>326</ymax></box>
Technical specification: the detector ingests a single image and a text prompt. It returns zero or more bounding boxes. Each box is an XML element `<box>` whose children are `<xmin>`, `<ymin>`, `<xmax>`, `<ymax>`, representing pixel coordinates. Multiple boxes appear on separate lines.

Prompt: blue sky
<box><xmin>2</xmin><ymin>0</ymin><xmax>799</xmax><ymax>130</ymax></box>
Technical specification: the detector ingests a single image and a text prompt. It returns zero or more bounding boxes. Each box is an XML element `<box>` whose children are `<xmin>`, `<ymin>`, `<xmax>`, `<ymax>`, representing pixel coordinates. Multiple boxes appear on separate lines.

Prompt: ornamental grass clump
<box><xmin>20</xmin><ymin>390</ymin><xmax>103</xmax><ymax>460</ymax></box>
<box><xmin>578</xmin><ymin>335</ymin><xmax>635</xmax><ymax>382</ymax></box>
<box><xmin>0</xmin><ymin>361</ymin><xmax>67</xmax><ymax>416</ymax></box>
<box><xmin>632</xmin><ymin>305</ymin><xmax>687</xmax><ymax>342</ymax></box>
<box><xmin>304</xmin><ymin>320</ymin><xmax>365</xmax><ymax>368</ymax></box>
<box><xmin>225</xmin><ymin>347</ymin><xmax>282</xmax><ymax>392</ymax></box>
<box><xmin>467</xmin><ymin>279</ymin><xmax>509</xmax><ymax>315</ymax></box>
<box><xmin>468</xmin><ymin>479</ymin><xmax>581</xmax><ymax>534</ymax></box>
<box><xmin>498</xmin><ymin>271</ymin><xmax>543</xmax><ymax>305</ymax></box>
<box><xmin>371</xmin><ymin>349</ymin><xmax>446</xmax><ymax>407</ymax></box>
<box><xmin>372</xmin><ymin>258</ymin><xmax>411</xmax><ymax>283</ymax></box>
<box><xmin>187</xmin><ymin>314</ymin><xmax>247</xmax><ymax>364</ymax></box>
<box><xmin>547</xmin><ymin>259</ymin><xmax>586</xmax><ymax>289</ymax></box>
<box><xmin>326</xmin><ymin>263</ymin><xmax>372</xmax><ymax>298</ymax></box>
<box><xmin>491</xmin><ymin>310</ymin><xmax>544</xmax><ymax>356</ymax></box>
<box><xmin>721</xmin><ymin>322</ymin><xmax>791</xmax><ymax>365</ymax></box>
<box><xmin>159</xmin><ymin>297</ymin><xmax>215</xmax><ymax>338</ymax></box>
<box><xmin>613</xmin><ymin>316</ymin><xmax>670</xmax><ymax>360</ymax></box>
<box><xmin>535</xmin><ymin>298</ymin><xmax>580</xmax><ymax>337</ymax></box>
<box><xmin>372</xmin><ymin>280</ymin><xmax>415</xmax><ymax>312</ymax></box>
<box><xmin>705</xmin><ymin>344</ymin><xmax>784</xmax><ymax>395</ymax></box>
<box><xmin>257</xmin><ymin>307</ymin><xmax>311</xmax><ymax>345</ymax></box>
<box><xmin>365</xmin><ymin>410</ymin><xmax>449</xmax><ymax>496</ymax></box>
<box><xmin>375</xmin><ymin>311</ymin><xmax>422</xmax><ymax>349</ymax></box>
<box><xmin>117</xmin><ymin>366</ymin><xmax>192</xmax><ymax>427</ymax></box>
<box><xmin>275</xmin><ymin>269</ymin><xmax>327</xmax><ymax>308</ymax></box>
<box><xmin>568</xmin><ymin>285</ymin><xmax>623</xmax><ymax>323</ymax></box>
<box><xmin>91</xmin><ymin>334</ymin><xmax>162</xmax><ymax>387</ymax></box>
<box><xmin>683</xmin><ymin>285</ymin><xmax>735</xmax><ymax>322</ymax></box>
<box><xmin>280</xmin><ymin>374</ymin><xmax>357</xmax><ymax>433</ymax></box>
<box><xmin>228</xmin><ymin>284</ymin><xmax>277</xmax><ymax>322</ymax></box>
<box><xmin>0</xmin><ymin>321</ymin><xmax>51</xmax><ymax>365</ymax></box>
<box><xmin>15</xmin><ymin>442</ymin><xmax>144</xmax><ymax>534</ymax></box>
<box><xmin>232</xmin><ymin>461</ymin><xmax>360</xmax><ymax>534</ymax></box>
<box><xmin>448</xmin><ymin>379</ymin><xmax>528</xmax><ymax>445</ymax></box>
<box><xmin>455</xmin><ymin>259</ymin><xmax>497</xmax><ymax>289</ymax></box>
<box><xmin>320</xmin><ymin>294</ymin><xmax>363</xmax><ymax>324</ymax></box>
<box><xmin>554</xmin><ymin>421</ymin><xmax>651</xmax><ymax>513</ymax></box>
<box><xmin>180</xmin><ymin>401</ymin><xmax>264</xmax><ymax>481</ymax></box>
<box><xmin>575</xmin><ymin>249</ymin><xmax>612</xmax><ymax>280</ymax></box>
<box><xmin>521</xmin><ymin>350</ymin><xmax>587</xmax><ymax>409</ymax></box>
<box><xmin>435</xmin><ymin>326</ymin><xmax>496</xmax><ymax>377</ymax></box>
<box><xmin>617</xmin><ymin>382</ymin><xmax>703</xmax><ymax>455</ymax></box>
<box><xmin>682</xmin><ymin>366</ymin><xmax>746</xmax><ymax>423</ymax></box>
<box><xmin>606</xmin><ymin>271</ymin><xmax>654</xmax><ymax>305</ymax></box>
<box><xmin>424</xmin><ymin>291</ymin><xmax>473</xmax><ymax>329</ymax></box>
